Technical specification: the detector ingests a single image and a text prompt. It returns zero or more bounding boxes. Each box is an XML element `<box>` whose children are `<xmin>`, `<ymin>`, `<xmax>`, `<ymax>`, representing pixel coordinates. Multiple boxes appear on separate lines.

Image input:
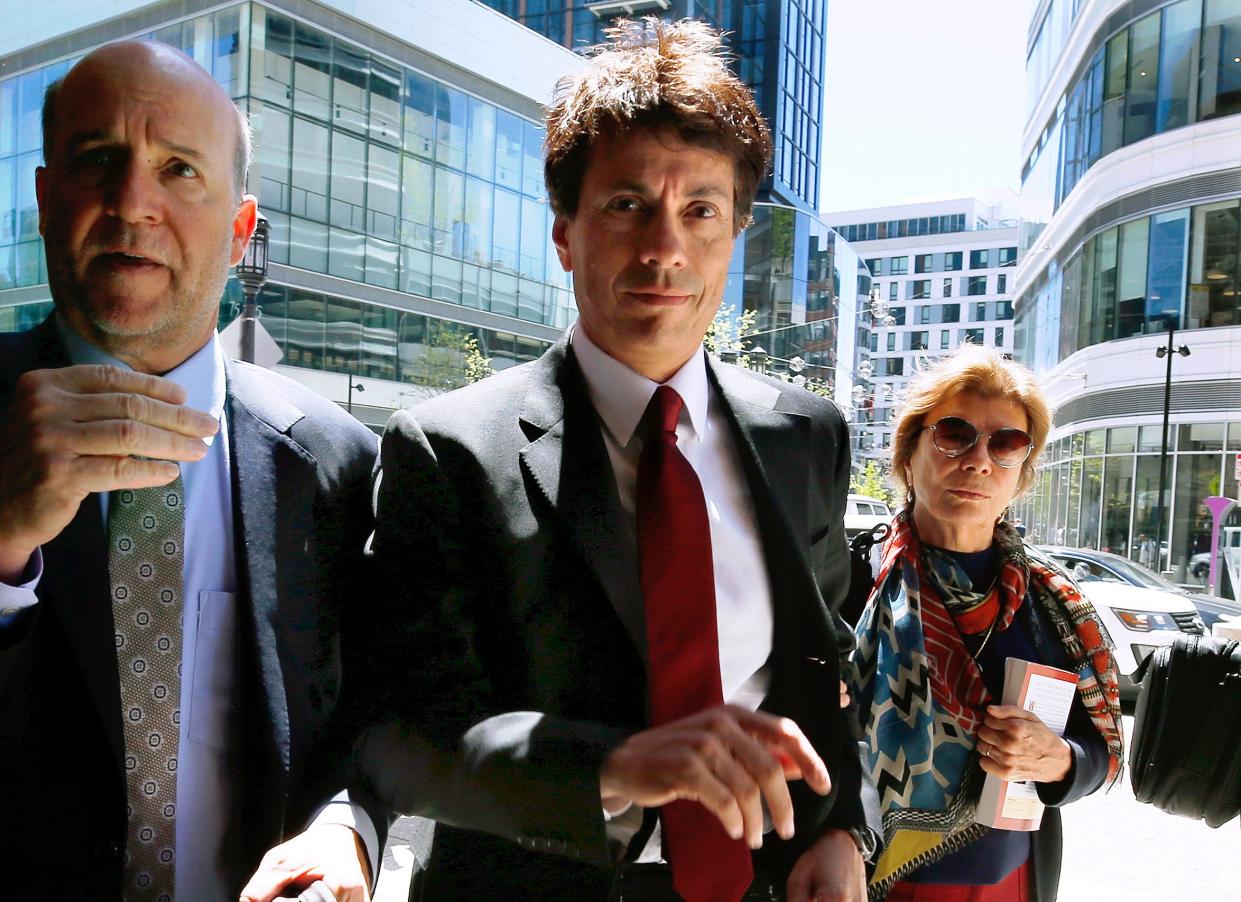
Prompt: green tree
<box><xmin>462</xmin><ymin>334</ymin><xmax>495</xmax><ymax>384</ymax></box>
<box><xmin>850</xmin><ymin>460</ymin><xmax>894</xmax><ymax>504</ymax></box>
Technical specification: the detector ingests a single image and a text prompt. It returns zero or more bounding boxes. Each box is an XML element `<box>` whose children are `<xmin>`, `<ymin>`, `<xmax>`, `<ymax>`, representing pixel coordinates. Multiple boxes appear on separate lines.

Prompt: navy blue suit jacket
<box><xmin>0</xmin><ymin>316</ymin><xmax>382</xmax><ymax>899</ymax></box>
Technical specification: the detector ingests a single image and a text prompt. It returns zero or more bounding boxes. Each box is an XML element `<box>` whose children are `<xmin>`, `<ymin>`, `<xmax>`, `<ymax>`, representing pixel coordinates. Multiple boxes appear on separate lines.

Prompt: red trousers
<box><xmin>885</xmin><ymin>860</ymin><xmax>1031</xmax><ymax>901</ymax></box>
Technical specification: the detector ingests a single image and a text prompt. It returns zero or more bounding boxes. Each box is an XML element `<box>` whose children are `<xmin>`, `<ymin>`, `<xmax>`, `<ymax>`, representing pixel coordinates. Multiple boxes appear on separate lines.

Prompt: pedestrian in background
<box><xmin>848</xmin><ymin>345</ymin><xmax>1123</xmax><ymax>901</ymax></box>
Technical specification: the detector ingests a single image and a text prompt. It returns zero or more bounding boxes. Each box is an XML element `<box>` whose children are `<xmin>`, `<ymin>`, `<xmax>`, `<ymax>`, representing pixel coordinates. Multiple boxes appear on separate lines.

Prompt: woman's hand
<box><xmin>975</xmin><ymin>704</ymin><xmax>1072</xmax><ymax>784</ymax></box>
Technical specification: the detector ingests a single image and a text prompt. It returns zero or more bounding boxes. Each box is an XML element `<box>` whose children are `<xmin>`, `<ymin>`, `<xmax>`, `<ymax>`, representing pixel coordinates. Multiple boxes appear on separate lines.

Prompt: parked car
<box><xmin>1036</xmin><ymin>546</ymin><xmax>1212</xmax><ymax>701</ymax></box>
<box><xmin>844</xmin><ymin>494</ymin><xmax>893</xmax><ymax>539</ymax></box>
<box><xmin>1040</xmin><ymin>546</ymin><xmax>1241</xmax><ymax>630</ymax></box>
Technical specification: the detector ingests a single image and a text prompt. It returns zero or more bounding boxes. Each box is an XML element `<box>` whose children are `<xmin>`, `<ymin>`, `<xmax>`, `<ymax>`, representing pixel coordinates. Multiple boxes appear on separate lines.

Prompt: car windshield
<box><xmin>1055</xmin><ymin>552</ymin><xmax>1180</xmax><ymax>590</ymax></box>
<box><xmin>1096</xmin><ymin>555</ymin><xmax>1178</xmax><ymax>590</ymax></box>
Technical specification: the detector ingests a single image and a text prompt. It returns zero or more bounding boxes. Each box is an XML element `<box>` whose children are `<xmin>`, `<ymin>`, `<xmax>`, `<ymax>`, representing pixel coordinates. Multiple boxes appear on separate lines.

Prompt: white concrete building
<box><xmin>827</xmin><ymin>197</ymin><xmax>1021</xmax><ymax>465</ymax></box>
<box><xmin>1012</xmin><ymin>0</ymin><xmax>1241</xmax><ymax>597</ymax></box>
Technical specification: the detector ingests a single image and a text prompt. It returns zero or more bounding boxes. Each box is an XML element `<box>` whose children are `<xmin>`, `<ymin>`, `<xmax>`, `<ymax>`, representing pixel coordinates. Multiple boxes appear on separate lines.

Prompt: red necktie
<box><xmin>636</xmin><ymin>385</ymin><xmax>753</xmax><ymax>902</ymax></box>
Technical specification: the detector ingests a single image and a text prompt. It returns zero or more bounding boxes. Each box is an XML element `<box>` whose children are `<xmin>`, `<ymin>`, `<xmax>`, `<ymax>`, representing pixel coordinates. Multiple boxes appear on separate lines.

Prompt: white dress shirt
<box><xmin>0</xmin><ymin>319</ymin><xmax>374</xmax><ymax>895</ymax></box>
<box><xmin>570</xmin><ymin>325</ymin><xmax>775</xmax><ymax>859</ymax></box>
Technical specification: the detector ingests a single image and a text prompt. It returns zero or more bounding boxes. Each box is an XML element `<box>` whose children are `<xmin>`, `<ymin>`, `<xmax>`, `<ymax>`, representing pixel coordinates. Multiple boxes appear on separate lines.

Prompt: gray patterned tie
<box><xmin>109</xmin><ymin>475</ymin><xmax>184</xmax><ymax>902</ymax></box>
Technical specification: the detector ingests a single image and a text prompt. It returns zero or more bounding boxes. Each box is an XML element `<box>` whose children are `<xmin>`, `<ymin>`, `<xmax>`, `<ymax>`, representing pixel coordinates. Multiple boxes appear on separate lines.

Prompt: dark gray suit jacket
<box><xmin>0</xmin><ymin>317</ymin><xmax>382</xmax><ymax>900</ymax></box>
<box><xmin>357</xmin><ymin>338</ymin><xmax>878</xmax><ymax>899</ymax></box>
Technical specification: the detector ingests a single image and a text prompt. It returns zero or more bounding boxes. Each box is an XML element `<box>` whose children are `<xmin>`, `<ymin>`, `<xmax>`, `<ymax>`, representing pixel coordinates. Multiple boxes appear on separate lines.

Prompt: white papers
<box><xmin>974</xmin><ymin>657</ymin><xmax>1078</xmax><ymax>831</ymax></box>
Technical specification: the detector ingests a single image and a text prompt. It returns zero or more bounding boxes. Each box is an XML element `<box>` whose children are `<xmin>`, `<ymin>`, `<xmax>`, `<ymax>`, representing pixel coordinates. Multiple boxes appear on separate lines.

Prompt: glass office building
<box><xmin>0</xmin><ymin>0</ymin><xmax>578</xmax><ymax>425</ymax></box>
<box><xmin>1013</xmin><ymin>0</ymin><xmax>1241</xmax><ymax>595</ymax></box>
<box><xmin>0</xmin><ymin>0</ymin><xmax>866</xmax><ymax>434</ymax></box>
<box><xmin>478</xmin><ymin>0</ymin><xmax>826</xmax><ymax>212</ymax></box>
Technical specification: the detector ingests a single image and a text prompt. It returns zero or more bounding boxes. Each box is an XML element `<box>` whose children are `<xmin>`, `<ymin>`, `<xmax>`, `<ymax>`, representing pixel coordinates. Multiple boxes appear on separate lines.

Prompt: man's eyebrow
<box><xmin>607</xmin><ymin>179</ymin><xmax>731</xmax><ymax>201</ymax></box>
<box><xmin>61</xmin><ymin>131</ymin><xmax>207</xmax><ymax>162</ymax></box>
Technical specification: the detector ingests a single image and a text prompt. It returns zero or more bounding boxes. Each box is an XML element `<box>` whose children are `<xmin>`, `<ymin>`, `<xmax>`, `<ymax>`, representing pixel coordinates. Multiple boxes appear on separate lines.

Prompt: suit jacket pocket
<box><xmin>188</xmin><ymin>590</ymin><xmax>238</xmax><ymax>746</ymax></box>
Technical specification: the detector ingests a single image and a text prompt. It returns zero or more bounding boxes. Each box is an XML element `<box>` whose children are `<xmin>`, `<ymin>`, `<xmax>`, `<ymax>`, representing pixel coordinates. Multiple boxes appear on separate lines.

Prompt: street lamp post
<box><xmin>347</xmin><ymin>370</ymin><xmax>365</xmax><ymax>414</ymax></box>
<box><xmin>235</xmin><ymin>214</ymin><xmax>270</xmax><ymax>364</ymax></box>
<box><xmin>1153</xmin><ymin>320</ymin><xmax>1191</xmax><ymax>571</ymax></box>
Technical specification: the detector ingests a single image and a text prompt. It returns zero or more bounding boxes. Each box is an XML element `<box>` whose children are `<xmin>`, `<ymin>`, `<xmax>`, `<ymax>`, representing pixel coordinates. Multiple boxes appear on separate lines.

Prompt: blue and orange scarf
<box><xmin>848</xmin><ymin>514</ymin><xmax>1123</xmax><ymax>897</ymax></box>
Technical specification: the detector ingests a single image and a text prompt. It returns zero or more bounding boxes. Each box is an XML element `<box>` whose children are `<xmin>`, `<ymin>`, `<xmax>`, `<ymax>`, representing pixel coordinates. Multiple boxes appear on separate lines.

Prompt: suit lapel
<box><xmin>518</xmin><ymin>341</ymin><xmax>648</xmax><ymax>657</ymax></box>
<box><xmin>709</xmin><ymin>361</ymin><xmax>833</xmax><ymax>681</ymax></box>
<box><xmin>224</xmin><ymin>361</ymin><xmax>312</xmax><ymax>793</ymax></box>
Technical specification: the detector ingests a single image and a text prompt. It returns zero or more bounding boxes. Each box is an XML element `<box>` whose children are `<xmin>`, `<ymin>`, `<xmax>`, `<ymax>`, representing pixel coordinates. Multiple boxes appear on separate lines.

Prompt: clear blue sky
<box><xmin>819</xmin><ymin>0</ymin><xmax>1032</xmax><ymax>214</ymax></box>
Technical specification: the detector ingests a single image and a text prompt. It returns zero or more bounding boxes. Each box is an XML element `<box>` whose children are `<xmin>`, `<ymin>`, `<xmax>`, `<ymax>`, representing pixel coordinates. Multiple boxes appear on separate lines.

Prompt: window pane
<box><xmin>253</xmin><ymin>103</ymin><xmax>291</xmax><ymax>211</ymax></box>
<box><xmin>404</xmin><ymin>72</ymin><xmax>435</xmax><ymax>158</ymax></box>
<box><xmin>365</xmin><ymin>236</ymin><xmax>398</xmax><ymax>289</ymax></box>
<box><xmin>329</xmin><ymin>226</ymin><xmax>366</xmax><ymax>282</ymax></box>
<box><xmin>1189</xmin><ymin>200</ymin><xmax>1241</xmax><ymax>329</ymax></box>
<box><xmin>1101</xmin><ymin>455</ymin><xmax>1134</xmax><ymax>554</ymax></box>
<box><xmin>433</xmin><ymin>168</ymin><xmax>465</xmax><ymax>257</ymax></box>
<box><xmin>1102</xmin><ymin>30</ymin><xmax>1128</xmax><ymax>154</ymax></box>
<box><xmin>293</xmin><ymin>23</ymin><xmax>332</xmax><ymax>121</ymax></box>
<box><xmin>521</xmin><ymin>121</ymin><xmax>544</xmax><ymax>197</ymax></box>
<box><xmin>1147</xmin><ymin>208</ymin><xmax>1189</xmax><ymax>326</ymax></box>
<box><xmin>493</xmin><ymin>188</ymin><xmax>520</xmax><ymax>272</ymax></box>
<box><xmin>466</xmin><ymin>98</ymin><xmax>496</xmax><ymax>180</ymax></box>
<box><xmin>435</xmin><ymin>86</ymin><xmax>467</xmax><ymax>169</ymax></box>
<box><xmin>1200</xmin><ymin>0</ymin><xmax>1241</xmax><ymax>120</ymax></box>
<box><xmin>464</xmin><ymin>177</ymin><xmax>493</xmax><ymax>265</ymax></box>
<box><xmin>285</xmin><ymin>291</ymin><xmax>326</xmax><ymax>368</ymax></box>
<box><xmin>1124</xmin><ymin>13</ymin><xmax>1160</xmax><ymax>145</ymax></box>
<box><xmin>495</xmin><ymin>110</ymin><xmax>524</xmax><ymax>191</ymax></box>
<box><xmin>331</xmin><ymin>44</ymin><xmax>369</xmax><ymax>135</ymax></box>
<box><xmin>291</xmin><ymin>118</ymin><xmax>329</xmax><ymax>221</ymax></box>
<box><xmin>367</xmin><ymin>144</ymin><xmax>399</xmax><ymax>240</ymax></box>
<box><xmin>1093</xmin><ymin>227</ymin><xmax>1119</xmax><ymax>342</ymax></box>
<box><xmin>330</xmin><ymin>131</ymin><xmax>366</xmax><ymax>231</ymax></box>
<box><xmin>15</xmin><ymin>151</ymin><xmax>38</xmax><ymax>242</ymax></box>
<box><xmin>1157</xmin><ymin>0</ymin><xmax>1201</xmax><ymax>131</ymax></box>
<box><xmin>212</xmin><ymin>6</ymin><xmax>245</xmax><ymax>98</ymax></box>
<box><xmin>1116</xmin><ymin>217</ymin><xmax>1149</xmax><ymax>337</ymax></box>
<box><xmin>369</xmin><ymin>60</ymin><xmax>402</xmax><ymax>145</ymax></box>
<box><xmin>254</xmin><ymin>9</ymin><xmax>294</xmax><ymax>107</ymax></box>
<box><xmin>290</xmin><ymin>216</ymin><xmax>328</xmax><ymax>272</ymax></box>
<box><xmin>520</xmin><ymin>197</ymin><xmax>547</xmax><ymax>281</ymax></box>
<box><xmin>400</xmin><ymin>156</ymin><xmax>433</xmax><ymax>248</ymax></box>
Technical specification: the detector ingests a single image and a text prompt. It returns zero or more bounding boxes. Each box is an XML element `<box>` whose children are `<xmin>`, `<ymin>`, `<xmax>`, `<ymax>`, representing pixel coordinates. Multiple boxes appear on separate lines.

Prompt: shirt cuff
<box><xmin>306</xmin><ymin>790</ymin><xmax>380</xmax><ymax>888</ymax></box>
<box><xmin>0</xmin><ymin>548</ymin><xmax>43</xmax><ymax>622</ymax></box>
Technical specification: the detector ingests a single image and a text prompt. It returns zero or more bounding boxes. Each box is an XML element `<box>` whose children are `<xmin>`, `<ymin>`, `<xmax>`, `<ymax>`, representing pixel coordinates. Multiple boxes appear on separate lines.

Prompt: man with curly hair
<box><xmin>255</xmin><ymin>18</ymin><xmax>878</xmax><ymax>902</ymax></box>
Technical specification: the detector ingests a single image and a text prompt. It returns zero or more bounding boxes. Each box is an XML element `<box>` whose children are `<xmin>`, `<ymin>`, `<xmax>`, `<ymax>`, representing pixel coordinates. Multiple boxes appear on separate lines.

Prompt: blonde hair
<box><xmin>889</xmin><ymin>345</ymin><xmax>1052</xmax><ymax>503</ymax></box>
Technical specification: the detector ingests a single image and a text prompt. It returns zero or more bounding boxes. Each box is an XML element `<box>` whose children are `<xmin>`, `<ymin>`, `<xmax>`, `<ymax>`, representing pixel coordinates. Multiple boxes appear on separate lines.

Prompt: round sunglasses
<box><xmin>923</xmin><ymin>416</ymin><xmax>1033</xmax><ymax>468</ymax></box>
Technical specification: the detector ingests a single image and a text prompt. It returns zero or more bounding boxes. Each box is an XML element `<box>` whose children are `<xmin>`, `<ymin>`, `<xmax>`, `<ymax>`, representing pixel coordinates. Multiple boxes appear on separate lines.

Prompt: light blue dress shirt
<box><xmin>0</xmin><ymin>320</ymin><xmax>375</xmax><ymax>895</ymax></box>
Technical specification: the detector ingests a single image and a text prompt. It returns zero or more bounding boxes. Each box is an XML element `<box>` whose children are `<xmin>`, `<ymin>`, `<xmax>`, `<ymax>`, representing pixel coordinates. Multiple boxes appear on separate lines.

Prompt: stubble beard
<box><xmin>44</xmin><ymin>225</ymin><xmax>231</xmax><ymax>370</ymax></box>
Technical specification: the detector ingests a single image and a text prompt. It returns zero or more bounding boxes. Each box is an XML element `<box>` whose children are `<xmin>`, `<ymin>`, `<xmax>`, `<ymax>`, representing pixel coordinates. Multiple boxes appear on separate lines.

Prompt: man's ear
<box><xmin>229</xmin><ymin>195</ymin><xmax>260</xmax><ymax>267</ymax></box>
<box><xmin>551</xmin><ymin>214</ymin><xmax>573</xmax><ymax>273</ymax></box>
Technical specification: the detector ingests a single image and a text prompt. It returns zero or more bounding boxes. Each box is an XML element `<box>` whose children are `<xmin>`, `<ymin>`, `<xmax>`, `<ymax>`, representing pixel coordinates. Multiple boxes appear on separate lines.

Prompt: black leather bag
<box><xmin>836</xmin><ymin>523</ymin><xmax>890</xmax><ymax>628</ymax></box>
<box><xmin>1129</xmin><ymin>635</ymin><xmax>1241</xmax><ymax>827</ymax></box>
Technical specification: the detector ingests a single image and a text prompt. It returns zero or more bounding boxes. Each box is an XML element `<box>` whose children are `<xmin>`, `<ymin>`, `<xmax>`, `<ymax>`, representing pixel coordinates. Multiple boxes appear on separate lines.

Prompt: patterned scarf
<box><xmin>847</xmin><ymin>513</ymin><xmax>1123</xmax><ymax>898</ymax></box>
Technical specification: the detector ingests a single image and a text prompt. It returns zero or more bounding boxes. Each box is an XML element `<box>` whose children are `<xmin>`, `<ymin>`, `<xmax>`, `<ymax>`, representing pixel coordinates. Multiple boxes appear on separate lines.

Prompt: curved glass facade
<box><xmin>1021</xmin><ymin>0</ymin><xmax>1241</xmax><ymax>247</ymax></box>
<box><xmin>1011</xmin><ymin>420</ymin><xmax>1241</xmax><ymax>588</ymax></box>
<box><xmin>1015</xmin><ymin>197</ymin><xmax>1241</xmax><ymax>369</ymax></box>
<box><xmin>0</xmin><ymin>4</ymin><xmax>574</xmax><ymax>328</ymax></box>
<box><xmin>728</xmin><ymin>203</ymin><xmax>869</xmax><ymax>387</ymax></box>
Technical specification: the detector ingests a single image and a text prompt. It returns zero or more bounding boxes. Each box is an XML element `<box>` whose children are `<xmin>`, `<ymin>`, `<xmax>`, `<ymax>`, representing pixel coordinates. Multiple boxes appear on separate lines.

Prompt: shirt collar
<box><xmin>570</xmin><ymin>323</ymin><xmax>710</xmax><ymax>447</ymax></box>
<box><xmin>55</xmin><ymin>313</ymin><xmax>227</xmax><ymax>445</ymax></box>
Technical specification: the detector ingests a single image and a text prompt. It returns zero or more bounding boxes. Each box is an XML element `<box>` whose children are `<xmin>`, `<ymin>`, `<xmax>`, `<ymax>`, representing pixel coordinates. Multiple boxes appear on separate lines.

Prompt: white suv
<box><xmin>845</xmin><ymin>494</ymin><xmax>893</xmax><ymax>539</ymax></box>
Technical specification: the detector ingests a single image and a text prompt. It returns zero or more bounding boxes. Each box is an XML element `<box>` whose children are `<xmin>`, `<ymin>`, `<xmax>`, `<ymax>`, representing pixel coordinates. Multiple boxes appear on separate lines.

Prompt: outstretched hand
<box><xmin>599</xmin><ymin>704</ymin><xmax>831</xmax><ymax>850</ymax></box>
<box><xmin>239</xmin><ymin>824</ymin><xmax>371</xmax><ymax>902</ymax></box>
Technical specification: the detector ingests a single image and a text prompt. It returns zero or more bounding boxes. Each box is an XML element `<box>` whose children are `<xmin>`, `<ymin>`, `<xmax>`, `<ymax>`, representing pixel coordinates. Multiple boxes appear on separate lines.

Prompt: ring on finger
<box><xmin>980</xmin><ymin>743</ymin><xmax>991</xmax><ymax>759</ymax></box>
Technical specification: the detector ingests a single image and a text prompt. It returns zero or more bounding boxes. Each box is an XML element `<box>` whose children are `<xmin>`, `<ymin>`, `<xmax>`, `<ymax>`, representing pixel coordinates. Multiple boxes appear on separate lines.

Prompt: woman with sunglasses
<box><xmin>848</xmin><ymin>345</ymin><xmax>1123</xmax><ymax>902</ymax></box>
